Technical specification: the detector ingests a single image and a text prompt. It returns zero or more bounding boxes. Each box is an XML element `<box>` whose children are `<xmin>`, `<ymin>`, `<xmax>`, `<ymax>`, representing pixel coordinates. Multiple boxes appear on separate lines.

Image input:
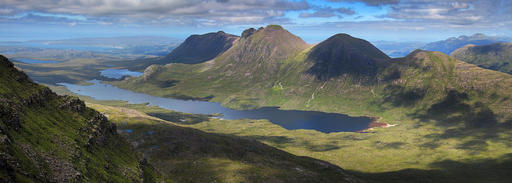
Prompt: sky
<box><xmin>1</xmin><ymin>0</ymin><xmax>511</xmax><ymax>43</ymax></box>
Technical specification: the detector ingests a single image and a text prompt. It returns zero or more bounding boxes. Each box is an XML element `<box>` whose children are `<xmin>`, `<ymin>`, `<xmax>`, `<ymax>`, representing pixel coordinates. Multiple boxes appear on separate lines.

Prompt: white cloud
<box><xmin>0</xmin><ymin>0</ymin><xmax>309</xmax><ymax>25</ymax></box>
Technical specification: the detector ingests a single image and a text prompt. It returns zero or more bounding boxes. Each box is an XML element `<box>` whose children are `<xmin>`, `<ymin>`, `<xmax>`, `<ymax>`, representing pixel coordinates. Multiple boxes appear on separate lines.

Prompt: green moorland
<box><xmin>109</xmin><ymin>25</ymin><xmax>512</xmax><ymax>182</ymax></box>
<box><xmin>0</xmin><ymin>55</ymin><xmax>159</xmax><ymax>182</ymax></box>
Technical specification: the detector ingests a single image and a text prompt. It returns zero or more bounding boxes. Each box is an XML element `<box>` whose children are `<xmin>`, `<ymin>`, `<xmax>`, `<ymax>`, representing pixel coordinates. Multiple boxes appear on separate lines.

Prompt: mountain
<box><xmin>306</xmin><ymin>33</ymin><xmax>390</xmax><ymax>79</ymax></box>
<box><xmin>451</xmin><ymin>43</ymin><xmax>512</xmax><ymax>74</ymax></box>
<box><xmin>213</xmin><ymin>25</ymin><xmax>310</xmax><ymax>76</ymax></box>
<box><xmin>112</xmin><ymin>26</ymin><xmax>512</xmax><ymax>182</ymax></box>
<box><xmin>0</xmin><ymin>55</ymin><xmax>158</xmax><ymax>182</ymax></box>
<box><xmin>164</xmin><ymin>31</ymin><xmax>239</xmax><ymax>64</ymax></box>
<box><xmin>421</xmin><ymin>33</ymin><xmax>512</xmax><ymax>54</ymax></box>
<box><xmin>113</xmin><ymin>26</ymin><xmax>512</xmax><ymax>124</ymax></box>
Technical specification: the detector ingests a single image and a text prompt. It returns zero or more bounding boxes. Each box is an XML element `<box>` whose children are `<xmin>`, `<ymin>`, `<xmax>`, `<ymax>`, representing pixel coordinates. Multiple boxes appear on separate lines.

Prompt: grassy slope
<box><xmin>0</xmin><ymin>56</ymin><xmax>158</xmax><ymax>182</ymax></box>
<box><xmin>110</xmin><ymin>28</ymin><xmax>512</xmax><ymax>182</ymax></box>
<box><xmin>451</xmin><ymin>43</ymin><xmax>512</xmax><ymax>74</ymax></box>
<box><xmin>86</xmin><ymin>101</ymin><xmax>363</xmax><ymax>183</ymax></box>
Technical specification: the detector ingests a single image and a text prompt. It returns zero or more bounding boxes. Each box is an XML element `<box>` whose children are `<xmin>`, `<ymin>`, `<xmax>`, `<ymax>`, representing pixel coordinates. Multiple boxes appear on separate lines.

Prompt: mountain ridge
<box><xmin>451</xmin><ymin>42</ymin><xmax>512</xmax><ymax>74</ymax></box>
<box><xmin>421</xmin><ymin>33</ymin><xmax>511</xmax><ymax>54</ymax></box>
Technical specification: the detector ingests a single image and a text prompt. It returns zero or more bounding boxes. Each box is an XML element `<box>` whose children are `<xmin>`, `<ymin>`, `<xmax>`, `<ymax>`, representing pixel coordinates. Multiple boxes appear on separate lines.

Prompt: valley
<box><xmin>2</xmin><ymin>0</ymin><xmax>512</xmax><ymax>180</ymax></box>
<box><xmin>6</xmin><ymin>24</ymin><xmax>511</xmax><ymax>183</ymax></box>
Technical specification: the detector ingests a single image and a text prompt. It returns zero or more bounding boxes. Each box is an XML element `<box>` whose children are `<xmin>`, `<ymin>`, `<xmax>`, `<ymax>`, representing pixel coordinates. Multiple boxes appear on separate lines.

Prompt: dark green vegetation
<box><xmin>88</xmin><ymin>102</ymin><xmax>364</xmax><ymax>183</ymax></box>
<box><xmin>0</xmin><ymin>55</ymin><xmax>159</xmax><ymax>182</ymax></box>
<box><xmin>163</xmin><ymin>31</ymin><xmax>239</xmax><ymax>64</ymax></box>
<box><xmin>421</xmin><ymin>33</ymin><xmax>511</xmax><ymax>54</ymax></box>
<box><xmin>451</xmin><ymin>43</ymin><xmax>512</xmax><ymax>74</ymax></box>
<box><xmin>111</xmin><ymin>25</ymin><xmax>512</xmax><ymax>182</ymax></box>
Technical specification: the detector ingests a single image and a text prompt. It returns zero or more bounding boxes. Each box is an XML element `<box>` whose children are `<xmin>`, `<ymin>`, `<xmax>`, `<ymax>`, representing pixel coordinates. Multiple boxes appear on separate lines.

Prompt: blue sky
<box><xmin>1</xmin><ymin>0</ymin><xmax>511</xmax><ymax>43</ymax></box>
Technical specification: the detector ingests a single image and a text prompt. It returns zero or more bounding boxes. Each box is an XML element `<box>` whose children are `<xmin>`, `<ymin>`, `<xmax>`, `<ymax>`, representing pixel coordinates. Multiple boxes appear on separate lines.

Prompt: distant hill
<box><xmin>164</xmin><ymin>31</ymin><xmax>239</xmax><ymax>64</ymax></box>
<box><xmin>421</xmin><ymin>33</ymin><xmax>511</xmax><ymax>54</ymax></box>
<box><xmin>372</xmin><ymin>40</ymin><xmax>426</xmax><ymax>58</ymax></box>
<box><xmin>0</xmin><ymin>55</ymin><xmax>158</xmax><ymax>182</ymax></box>
<box><xmin>451</xmin><ymin>43</ymin><xmax>512</xmax><ymax>74</ymax></box>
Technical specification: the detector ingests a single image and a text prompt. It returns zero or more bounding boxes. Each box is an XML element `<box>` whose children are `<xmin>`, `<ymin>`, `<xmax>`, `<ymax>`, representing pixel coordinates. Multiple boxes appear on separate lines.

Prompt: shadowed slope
<box><xmin>307</xmin><ymin>33</ymin><xmax>390</xmax><ymax>80</ymax></box>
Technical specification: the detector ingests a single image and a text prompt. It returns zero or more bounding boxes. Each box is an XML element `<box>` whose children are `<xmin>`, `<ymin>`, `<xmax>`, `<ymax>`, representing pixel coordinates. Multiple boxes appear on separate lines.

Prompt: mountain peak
<box><xmin>164</xmin><ymin>31</ymin><xmax>239</xmax><ymax>64</ymax></box>
<box><xmin>212</xmin><ymin>25</ymin><xmax>309</xmax><ymax>76</ymax></box>
<box><xmin>220</xmin><ymin>25</ymin><xmax>309</xmax><ymax>64</ymax></box>
<box><xmin>306</xmin><ymin>33</ymin><xmax>391</xmax><ymax>80</ymax></box>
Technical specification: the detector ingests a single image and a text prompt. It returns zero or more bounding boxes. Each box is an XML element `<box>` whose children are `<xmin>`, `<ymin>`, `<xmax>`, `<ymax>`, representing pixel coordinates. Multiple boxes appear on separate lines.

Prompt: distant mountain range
<box><xmin>421</xmin><ymin>33</ymin><xmax>512</xmax><ymax>55</ymax></box>
<box><xmin>451</xmin><ymin>43</ymin><xmax>512</xmax><ymax>74</ymax></box>
<box><xmin>0</xmin><ymin>36</ymin><xmax>182</xmax><ymax>56</ymax></box>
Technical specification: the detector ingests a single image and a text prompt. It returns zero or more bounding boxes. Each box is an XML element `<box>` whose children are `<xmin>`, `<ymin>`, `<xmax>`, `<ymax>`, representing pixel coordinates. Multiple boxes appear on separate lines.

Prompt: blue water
<box><xmin>59</xmin><ymin>80</ymin><xmax>373</xmax><ymax>133</ymax></box>
<box><xmin>100</xmin><ymin>69</ymin><xmax>143</xmax><ymax>79</ymax></box>
<box><xmin>13</xmin><ymin>58</ymin><xmax>60</xmax><ymax>64</ymax></box>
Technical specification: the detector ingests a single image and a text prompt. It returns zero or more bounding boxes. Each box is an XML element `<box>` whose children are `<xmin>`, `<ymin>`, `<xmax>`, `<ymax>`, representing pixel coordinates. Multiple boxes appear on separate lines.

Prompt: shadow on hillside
<box><xmin>245</xmin><ymin>135</ymin><xmax>345</xmax><ymax>152</ymax></box>
<box><xmin>350</xmin><ymin>153</ymin><xmax>512</xmax><ymax>183</ymax></box>
<box><xmin>403</xmin><ymin>90</ymin><xmax>512</xmax><ymax>152</ymax></box>
<box><xmin>374</xmin><ymin>141</ymin><xmax>406</xmax><ymax>149</ymax></box>
<box><xmin>146</xmin><ymin>112</ymin><xmax>210</xmax><ymax>124</ymax></box>
<box><xmin>412</xmin><ymin>90</ymin><xmax>499</xmax><ymax>129</ymax></box>
<box><xmin>115</xmin><ymin>122</ymin><xmax>354</xmax><ymax>182</ymax></box>
<box><xmin>382</xmin><ymin>85</ymin><xmax>426</xmax><ymax>107</ymax></box>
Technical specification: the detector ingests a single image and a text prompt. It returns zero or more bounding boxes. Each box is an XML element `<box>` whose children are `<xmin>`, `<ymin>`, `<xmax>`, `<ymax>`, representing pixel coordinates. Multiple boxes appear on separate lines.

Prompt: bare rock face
<box><xmin>59</xmin><ymin>96</ymin><xmax>86</xmax><ymax>113</ymax></box>
<box><xmin>0</xmin><ymin>98</ymin><xmax>21</xmax><ymax>131</ymax></box>
<box><xmin>83</xmin><ymin>113</ymin><xmax>117</xmax><ymax>148</ymax></box>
